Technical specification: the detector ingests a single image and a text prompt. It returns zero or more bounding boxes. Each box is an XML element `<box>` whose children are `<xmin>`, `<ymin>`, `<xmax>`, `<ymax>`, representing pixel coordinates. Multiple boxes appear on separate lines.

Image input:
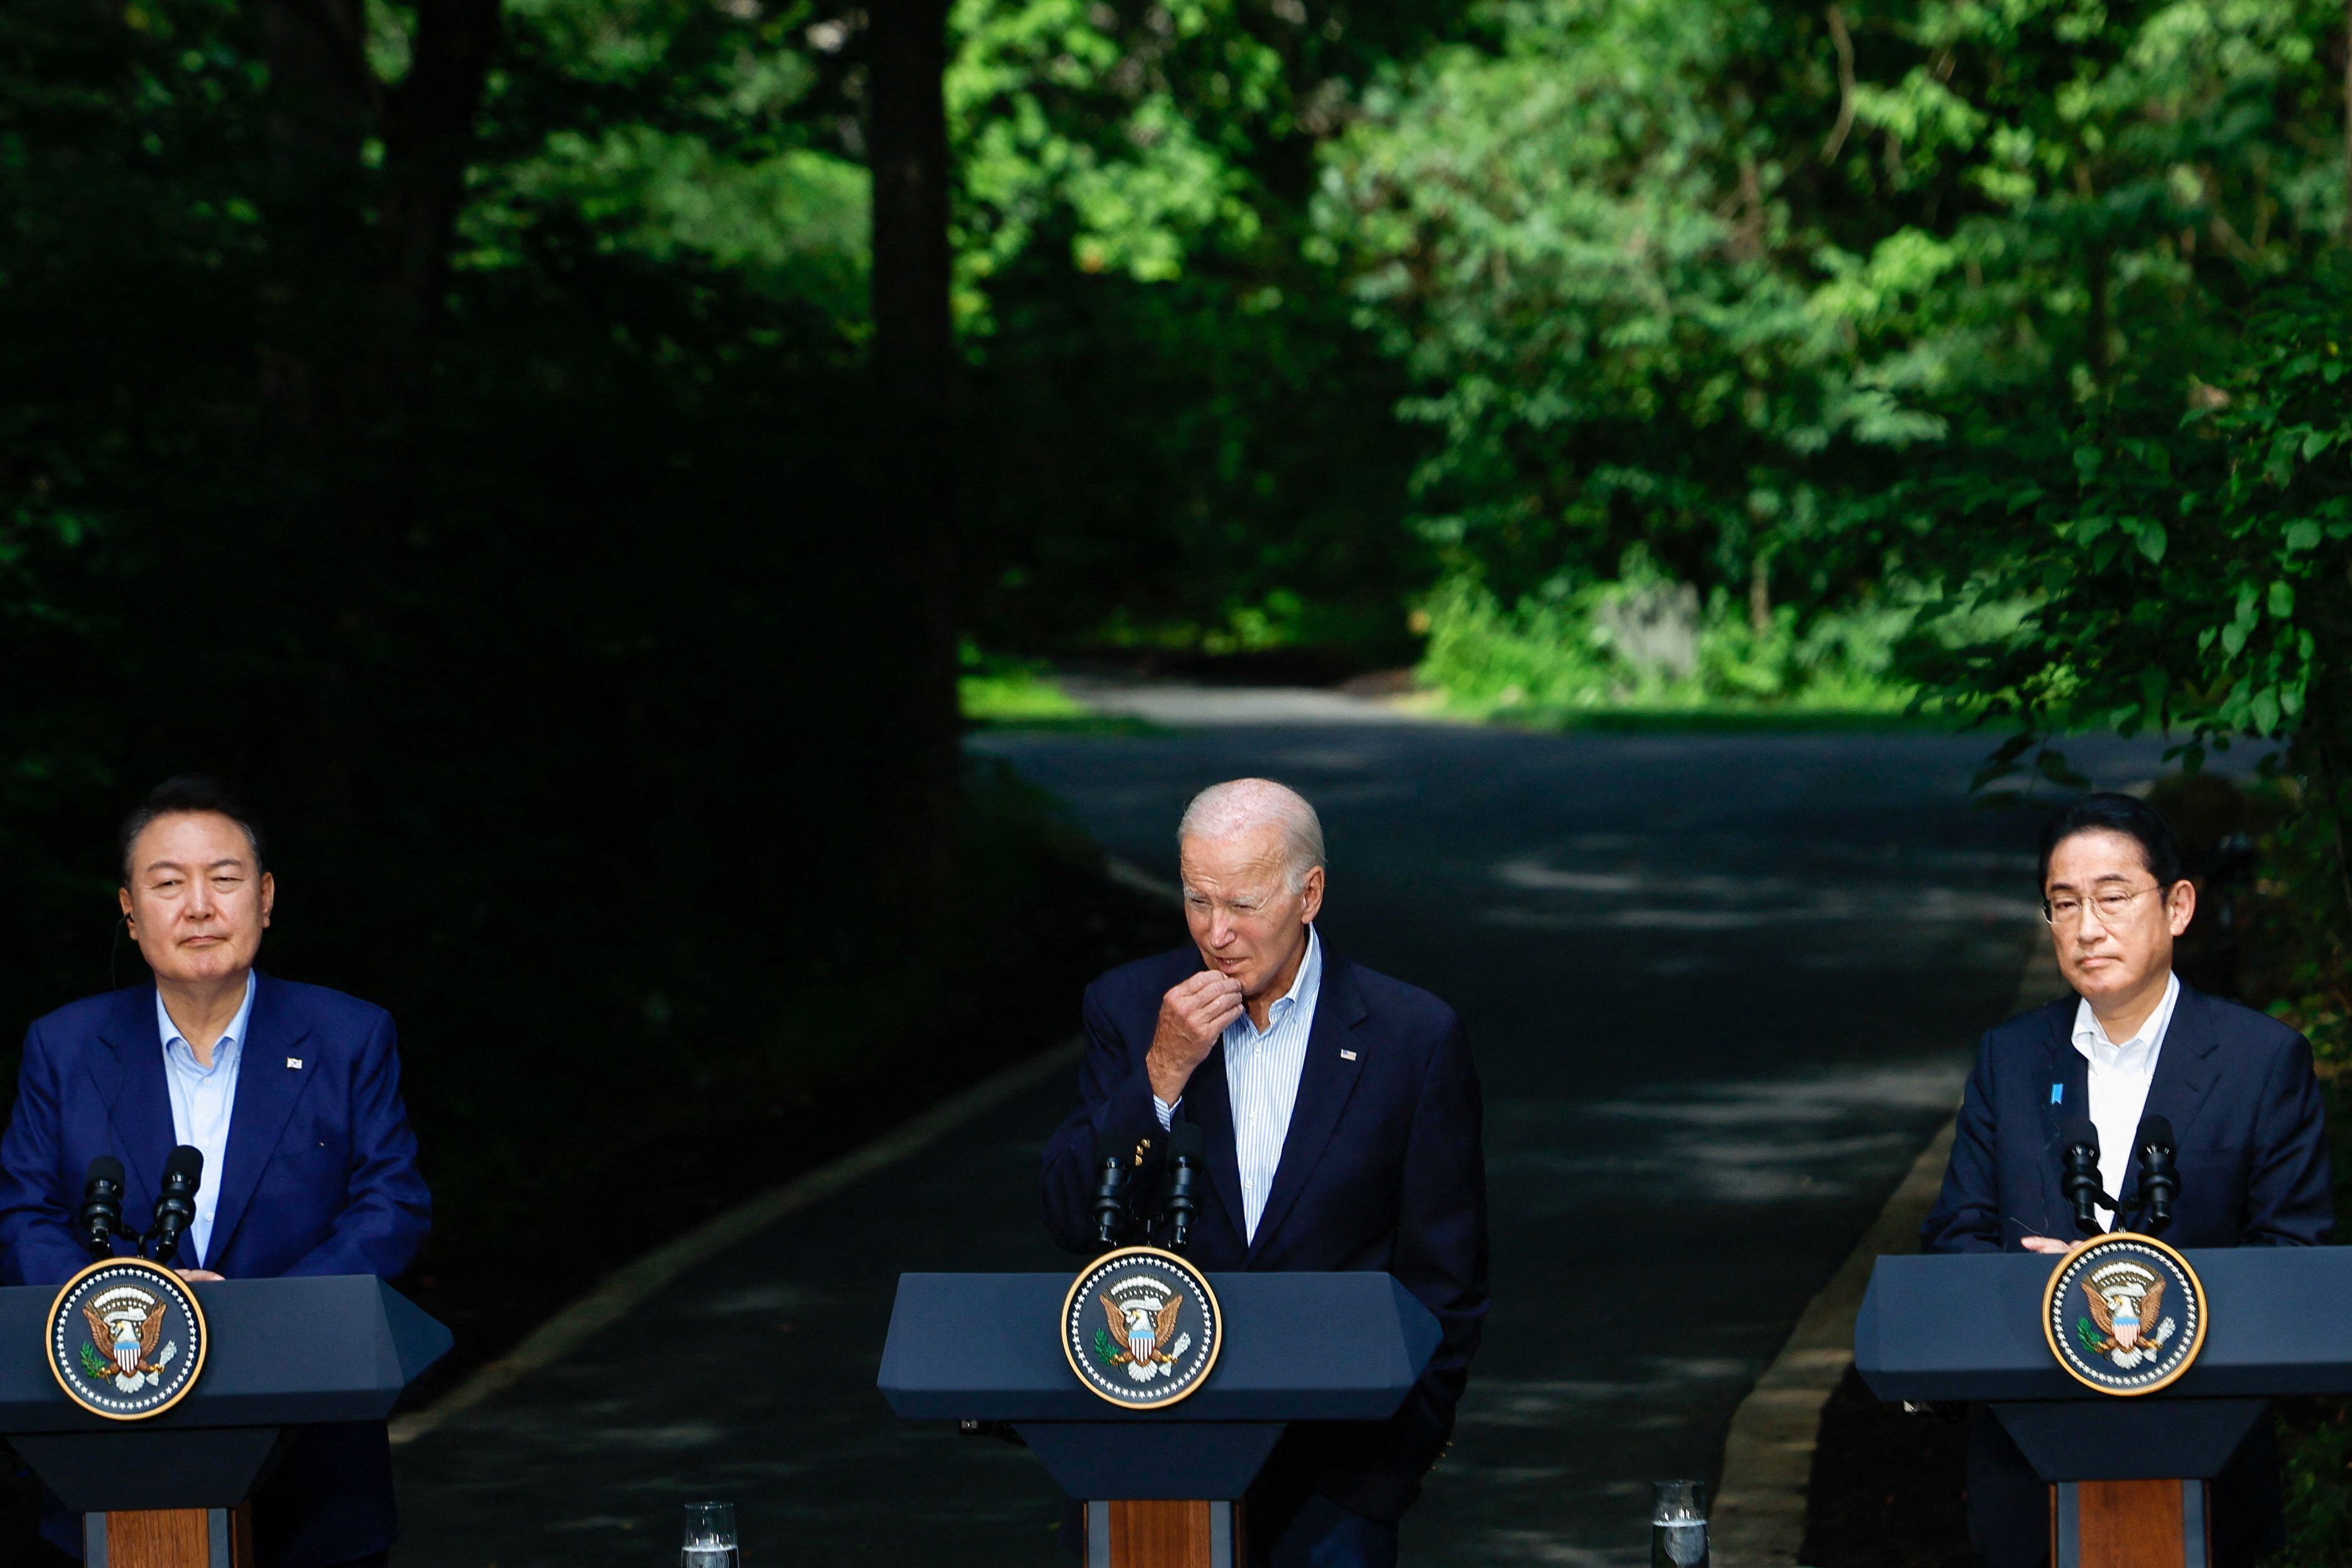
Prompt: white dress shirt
<box><xmin>157</xmin><ymin>973</ymin><xmax>256</xmax><ymax>1267</ymax></box>
<box><xmin>2071</xmin><ymin>971</ymin><xmax>2180</xmax><ymax>1227</ymax></box>
<box><xmin>1154</xmin><ymin>928</ymin><xmax>1324</xmax><ymax>1242</ymax></box>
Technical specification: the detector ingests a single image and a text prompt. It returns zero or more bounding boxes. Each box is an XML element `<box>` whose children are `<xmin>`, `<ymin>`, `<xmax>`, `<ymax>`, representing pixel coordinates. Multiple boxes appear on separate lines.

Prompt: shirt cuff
<box><xmin>1153</xmin><ymin>1096</ymin><xmax>1180</xmax><ymax>1130</ymax></box>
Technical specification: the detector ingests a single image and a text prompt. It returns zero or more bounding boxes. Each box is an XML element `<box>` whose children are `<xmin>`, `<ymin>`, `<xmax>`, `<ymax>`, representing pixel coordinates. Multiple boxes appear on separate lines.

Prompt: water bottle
<box><xmin>682</xmin><ymin>1501</ymin><xmax>740</xmax><ymax>1568</ymax></box>
<box><xmin>1651</xmin><ymin>1479</ymin><xmax>1708</xmax><ymax>1567</ymax></box>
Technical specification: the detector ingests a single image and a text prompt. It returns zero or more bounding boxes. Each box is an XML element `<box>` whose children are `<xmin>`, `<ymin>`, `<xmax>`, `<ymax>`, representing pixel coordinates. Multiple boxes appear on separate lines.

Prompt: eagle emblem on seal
<box><xmin>1100</xmin><ymin>1292</ymin><xmax>1184</xmax><ymax>1373</ymax></box>
<box><xmin>73</xmin><ymin>1282</ymin><xmax>184</xmax><ymax>1395</ymax></box>
<box><xmin>2081</xmin><ymin>1274</ymin><xmax>2169</xmax><ymax>1361</ymax></box>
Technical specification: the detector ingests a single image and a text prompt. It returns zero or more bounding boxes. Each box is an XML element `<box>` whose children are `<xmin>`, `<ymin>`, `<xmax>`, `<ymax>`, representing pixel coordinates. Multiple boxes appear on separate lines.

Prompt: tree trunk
<box><xmin>253</xmin><ymin>0</ymin><xmax>503</xmax><ymax>841</ymax></box>
<box><xmin>866</xmin><ymin>0</ymin><xmax>962</xmax><ymax>901</ymax></box>
<box><xmin>381</xmin><ymin>0</ymin><xmax>504</xmax><ymax>330</ymax></box>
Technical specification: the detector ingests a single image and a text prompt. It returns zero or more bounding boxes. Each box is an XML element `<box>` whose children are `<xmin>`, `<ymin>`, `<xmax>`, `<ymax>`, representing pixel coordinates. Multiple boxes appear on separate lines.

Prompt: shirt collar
<box><xmin>1273</xmin><ymin>927</ymin><xmax>1322</xmax><ymax>1020</ymax></box>
<box><xmin>1232</xmin><ymin>927</ymin><xmax>1322</xmax><ymax>1042</ymax></box>
<box><xmin>157</xmin><ymin>972</ymin><xmax>258</xmax><ymax>1072</ymax></box>
<box><xmin>2071</xmin><ymin>971</ymin><xmax>2180</xmax><ymax>1070</ymax></box>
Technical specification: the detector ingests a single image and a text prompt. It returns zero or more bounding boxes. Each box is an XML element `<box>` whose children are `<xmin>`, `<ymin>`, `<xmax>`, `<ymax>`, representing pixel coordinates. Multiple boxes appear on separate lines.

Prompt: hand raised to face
<box><xmin>1146</xmin><ymin>970</ymin><xmax>1246</xmax><ymax>1106</ymax></box>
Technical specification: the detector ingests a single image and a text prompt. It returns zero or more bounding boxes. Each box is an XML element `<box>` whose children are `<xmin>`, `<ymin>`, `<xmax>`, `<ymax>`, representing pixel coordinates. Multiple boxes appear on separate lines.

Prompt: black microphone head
<box><xmin>84</xmin><ymin>1155</ymin><xmax>124</xmax><ymax>1192</ymax></box>
<box><xmin>2062</xmin><ymin>1118</ymin><xmax>2099</xmax><ymax>1154</ymax></box>
<box><xmin>161</xmin><ymin>1145</ymin><xmax>204</xmax><ymax>1192</ymax></box>
<box><xmin>1169</xmin><ymin>1123</ymin><xmax>1206</xmax><ymax>1161</ymax></box>
<box><xmin>2137</xmin><ymin>1114</ymin><xmax>2176</xmax><ymax>1151</ymax></box>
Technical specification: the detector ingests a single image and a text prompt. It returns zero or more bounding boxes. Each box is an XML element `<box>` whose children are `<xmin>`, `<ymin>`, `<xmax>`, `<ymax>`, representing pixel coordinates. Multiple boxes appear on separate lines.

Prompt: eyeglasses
<box><xmin>2042</xmin><ymin>884</ymin><xmax>2168</xmax><ymax>926</ymax></box>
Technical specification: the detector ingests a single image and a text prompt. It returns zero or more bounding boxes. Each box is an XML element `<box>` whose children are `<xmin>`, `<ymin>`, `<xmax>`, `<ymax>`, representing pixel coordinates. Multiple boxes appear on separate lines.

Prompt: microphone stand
<box><xmin>2061</xmin><ymin>1128</ymin><xmax>2120</xmax><ymax>1237</ymax></box>
<box><xmin>146</xmin><ymin>1148</ymin><xmax>204</xmax><ymax>1268</ymax></box>
<box><xmin>75</xmin><ymin>1161</ymin><xmax>131</xmax><ymax>1262</ymax></box>
<box><xmin>1091</xmin><ymin>1143</ymin><xmax>1132</xmax><ymax>1251</ymax></box>
<box><xmin>1163</xmin><ymin>1126</ymin><xmax>1204</xmax><ymax>1253</ymax></box>
<box><xmin>2135</xmin><ymin>1122</ymin><xmax>2180</xmax><ymax>1236</ymax></box>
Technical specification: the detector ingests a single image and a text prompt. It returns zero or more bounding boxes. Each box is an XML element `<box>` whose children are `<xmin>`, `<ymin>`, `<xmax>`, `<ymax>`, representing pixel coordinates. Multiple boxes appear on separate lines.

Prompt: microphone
<box><xmin>2061</xmin><ymin>1118</ymin><xmax>2108</xmax><ymax>1236</ymax></box>
<box><xmin>147</xmin><ymin>1145</ymin><xmax>204</xmax><ymax>1266</ymax></box>
<box><xmin>1164</xmin><ymin>1123</ymin><xmax>1206</xmax><ymax>1253</ymax></box>
<box><xmin>1091</xmin><ymin>1136</ymin><xmax>1131</xmax><ymax>1248</ymax></box>
<box><xmin>2135</xmin><ymin>1114</ymin><xmax>2179</xmax><ymax>1236</ymax></box>
<box><xmin>77</xmin><ymin>1157</ymin><xmax>126</xmax><ymax>1261</ymax></box>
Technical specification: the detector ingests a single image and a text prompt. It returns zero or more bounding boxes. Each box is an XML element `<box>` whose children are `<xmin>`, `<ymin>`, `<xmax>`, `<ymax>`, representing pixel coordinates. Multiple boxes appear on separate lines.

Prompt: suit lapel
<box><xmin>1185</xmin><ymin>1042</ymin><xmax>1246</xmax><ymax>1242</ymax></box>
<box><xmin>2117</xmin><ymin>983</ymin><xmax>2221</xmax><ymax>1209</ymax></box>
<box><xmin>1245</xmin><ymin>956</ymin><xmax>1367</xmax><ymax>1263</ymax></box>
<box><xmin>205</xmin><ymin>973</ymin><xmax>316</xmax><ymax>1269</ymax></box>
<box><xmin>2040</xmin><ymin>999</ymin><xmax>2090</xmax><ymax>1236</ymax></box>
<box><xmin>92</xmin><ymin>986</ymin><xmax>173</xmax><ymax>1197</ymax></box>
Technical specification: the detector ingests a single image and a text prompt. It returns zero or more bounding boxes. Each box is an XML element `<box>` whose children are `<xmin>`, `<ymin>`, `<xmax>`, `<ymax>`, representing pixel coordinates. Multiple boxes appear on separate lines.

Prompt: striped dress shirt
<box><xmin>1154</xmin><ymin>928</ymin><xmax>1324</xmax><ymax>1242</ymax></box>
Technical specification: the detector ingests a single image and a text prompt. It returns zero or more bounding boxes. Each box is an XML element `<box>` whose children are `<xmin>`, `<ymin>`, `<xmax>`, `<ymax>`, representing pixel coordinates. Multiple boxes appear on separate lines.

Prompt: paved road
<box><xmin>395</xmin><ymin>716</ymin><xmax>2169</xmax><ymax>1567</ymax></box>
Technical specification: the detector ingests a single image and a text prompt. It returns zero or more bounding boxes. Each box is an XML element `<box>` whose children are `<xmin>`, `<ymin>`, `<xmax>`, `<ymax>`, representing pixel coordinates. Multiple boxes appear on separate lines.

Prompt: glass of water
<box><xmin>682</xmin><ymin>1501</ymin><xmax>739</xmax><ymax>1568</ymax></box>
<box><xmin>1651</xmin><ymin>1479</ymin><xmax>1708</xmax><ymax>1568</ymax></box>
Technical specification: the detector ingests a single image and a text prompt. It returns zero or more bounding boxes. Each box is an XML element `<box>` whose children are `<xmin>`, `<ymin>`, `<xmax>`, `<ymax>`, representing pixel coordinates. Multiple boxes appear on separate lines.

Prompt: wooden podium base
<box><xmin>1084</xmin><ymin>1500</ymin><xmax>1240</xmax><ymax>1568</ymax></box>
<box><xmin>84</xmin><ymin>1506</ymin><xmax>254</xmax><ymax>1568</ymax></box>
<box><xmin>2052</xmin><ymin>1480</ymin><xmax>2209</xmax><ymax>1568</ymax></box>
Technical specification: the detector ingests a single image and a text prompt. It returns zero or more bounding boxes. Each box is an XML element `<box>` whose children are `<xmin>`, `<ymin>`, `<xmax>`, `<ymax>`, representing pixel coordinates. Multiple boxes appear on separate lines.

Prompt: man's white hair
<box><xmin>1177</xmin><ymin>778</ymin><xmax>1326</xmax><ymax>893</ymax></box>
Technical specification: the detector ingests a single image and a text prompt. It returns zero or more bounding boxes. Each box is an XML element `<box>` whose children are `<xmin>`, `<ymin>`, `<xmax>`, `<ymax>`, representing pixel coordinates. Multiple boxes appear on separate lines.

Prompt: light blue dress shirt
<box><xmin>156</xmin><ymin>972</ymin><xmax>255</xmax><ymax>1268</ymax></box>
<box><xmin>1154</xmin><ymin>928</ymin><xmax>1324</xmax><ymax>1242</ymax></box>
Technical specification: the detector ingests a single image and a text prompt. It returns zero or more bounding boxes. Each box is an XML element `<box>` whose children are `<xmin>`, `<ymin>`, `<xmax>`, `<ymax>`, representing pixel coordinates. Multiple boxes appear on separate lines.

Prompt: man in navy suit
<box><xmin>1921</xmin><ymin>792</ymin><xmax>2331</xmax><ymax>1567</ymax></box>
<box><xmin>0</xmin><ymin>777</ymin><xmax>431</xmax><ymax>1568</ymax></box>
<box><xmin>1043</xmin><ymin>778</ymin><xmax>1488</xmax><ymax>1568</ymax></box>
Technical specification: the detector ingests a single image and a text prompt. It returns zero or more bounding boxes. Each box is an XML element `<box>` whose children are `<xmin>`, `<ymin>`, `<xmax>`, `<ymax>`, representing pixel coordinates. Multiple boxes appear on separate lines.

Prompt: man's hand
<box><xmin>175</xmin><ymin>1268</ymin><xmax>224</xmax><ymax>1282</ymax></box>
<box><xmin>2020</xmin><ymin>1236</ymin><xmax>2071</xmax><ymax>1255</ymax></box>
<box><xmin>1147</xmin><ymin>971</ymin><xmax>1245</xmax><ymax>1105</ymax></box>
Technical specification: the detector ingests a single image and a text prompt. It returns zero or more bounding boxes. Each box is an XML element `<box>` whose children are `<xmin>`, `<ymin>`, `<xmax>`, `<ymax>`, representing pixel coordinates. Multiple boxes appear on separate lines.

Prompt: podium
<box><xmin>880</xmin><ymin>1271</ymin><xmax>1439</xmax><ymax>1568</ymax></box>
<box><xmin>1855</xmin><ymin>1247</ymin><xmax>2352</xmax><ymax>1567</ymax></box>
<box><xmin>0</xmin><ymin>1275</ymin><xmax>451</xmax><ymax>1568</ymax></box>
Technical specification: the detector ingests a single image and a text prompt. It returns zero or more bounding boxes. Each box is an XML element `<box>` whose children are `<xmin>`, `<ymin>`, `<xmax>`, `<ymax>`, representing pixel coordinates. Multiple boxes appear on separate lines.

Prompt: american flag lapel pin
<box><xmin>1340</xmin><ymin>1049</ymin><xmax>1357</xmax><ymax>1061</ymax></box>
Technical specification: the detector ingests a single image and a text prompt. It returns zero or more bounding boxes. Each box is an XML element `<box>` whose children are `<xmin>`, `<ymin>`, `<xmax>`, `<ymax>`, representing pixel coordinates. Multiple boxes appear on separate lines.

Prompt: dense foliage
<box><xmin>11</xmin><ymin>0</ymin><xmax>2352</xmax><ymax>1488</ymax></box>
<box><xmin>1312</xmin><ymin>0</ymin><xmax>2352</xmax><ymax>709</ymax></box>
<box><xmin>0</xmin><ymin>0</ymin><xmax>1016</xmax><ymax>1374</ymax></box>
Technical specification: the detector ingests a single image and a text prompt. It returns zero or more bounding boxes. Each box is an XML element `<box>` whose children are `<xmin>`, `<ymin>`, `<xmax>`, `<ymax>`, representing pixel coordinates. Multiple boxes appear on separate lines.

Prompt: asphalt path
<box><xmin>394</xmin><ymin>709</ymin><xmax>2172</xmax><ymax>1567</ymax></box>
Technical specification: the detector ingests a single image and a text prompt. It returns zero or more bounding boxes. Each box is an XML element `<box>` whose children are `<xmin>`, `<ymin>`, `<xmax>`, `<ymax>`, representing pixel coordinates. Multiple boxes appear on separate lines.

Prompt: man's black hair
<box><xmin>2037</xmin><ymin>792</ymin><xmax>2184</xmax><ymax>889</ymax></box>
<box><xmin>118</xmin><ymin>775</ymin><xmax>266</xmax><ymax>886</ymax></box>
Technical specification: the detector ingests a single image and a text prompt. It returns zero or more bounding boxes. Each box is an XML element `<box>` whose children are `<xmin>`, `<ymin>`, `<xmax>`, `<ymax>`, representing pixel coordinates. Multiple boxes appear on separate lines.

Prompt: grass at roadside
<box><xmin>959</xmin><ymin>648</ymin><xmax>1166</xmax><ymax>734</ymax></box>
<box><xmin>1459</xmin><ymin>704</ymin><xmax>1966</xmax><ymax>734</ymax></box>
<box><xmin>1412</xmin><ymin>566</ymin><xmax>1928</xmax><ymax>722</ymax></box>
<box><xmin>961</xmin><ymin>652</ymin><xmax>1091</xmax><ymax>722</ymax></box>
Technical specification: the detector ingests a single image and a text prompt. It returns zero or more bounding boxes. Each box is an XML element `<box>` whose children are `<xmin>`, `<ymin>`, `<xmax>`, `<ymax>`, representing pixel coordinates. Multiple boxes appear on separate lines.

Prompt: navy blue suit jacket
<box><xmin>1921</xmin><ymin>982</ymin><xmax>2332</xmax><ymax>1255</ymax></box>
<box><xmin>1042</xmin><ymin>946</ymin><xmax>1489</xmax><ymax>1522</ymax></box>
<box><xmin>0</xmin><ymin>973</ymin><xmax>431</xmax><ymax>1567</ymax></box>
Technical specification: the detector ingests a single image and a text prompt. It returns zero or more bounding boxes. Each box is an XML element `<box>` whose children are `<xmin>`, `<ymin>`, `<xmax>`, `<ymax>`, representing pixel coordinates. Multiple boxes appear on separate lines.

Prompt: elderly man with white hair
<box><xmin>1043</xmin><ymin>778</ymin><xmax>1489</xmax><ymax>1567</ymax></box>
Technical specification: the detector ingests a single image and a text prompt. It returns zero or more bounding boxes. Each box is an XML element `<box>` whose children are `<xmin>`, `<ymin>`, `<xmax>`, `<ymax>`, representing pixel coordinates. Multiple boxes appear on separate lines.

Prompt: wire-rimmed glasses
<box><xmin>2042</xmin><ymin>883</ymin><xmax>2166</xmax><ymax>927</ymax></box>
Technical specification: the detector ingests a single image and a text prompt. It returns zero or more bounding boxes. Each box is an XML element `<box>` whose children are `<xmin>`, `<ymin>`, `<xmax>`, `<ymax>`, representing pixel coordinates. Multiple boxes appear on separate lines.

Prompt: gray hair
<box><xmin>1177</xmin><ymin>778</ymin><xmax>1326</xmax><ymax>893</ymax></box>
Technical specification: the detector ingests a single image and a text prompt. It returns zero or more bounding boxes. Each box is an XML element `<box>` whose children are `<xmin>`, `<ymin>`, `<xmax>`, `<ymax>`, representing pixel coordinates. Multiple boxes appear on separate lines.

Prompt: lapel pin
<box><xmin>287</xmin><ymin>1057</ymin><xmax>303</xmax><ymax>1070</ymax></box>
<box><xmin>1340</xmin><ymin>1049</ymin><xmax>1358</xmax><ymax>1062</ymax></box>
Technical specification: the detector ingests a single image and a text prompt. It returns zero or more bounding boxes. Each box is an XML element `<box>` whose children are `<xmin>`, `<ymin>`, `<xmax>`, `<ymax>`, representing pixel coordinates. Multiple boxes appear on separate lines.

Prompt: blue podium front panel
<box><xmin>882</xmin><ymin>1271</ymin><xmax>1443</xmax><ymax>1502</ymax></box>
<box><xmin>879</xmin><ymin>1272</ymin><xmax>1440</xmax><ymax>1424</ymax></box>
<box><xmin>0</xmin><ymin>1275</ymin><xmax>452</xmax><ymax>1435</ymax></box>
<box><xmin>1856</xmin><ymin>1248</ymin><xmax>2352</xmax><ymax>1403</ymax></box>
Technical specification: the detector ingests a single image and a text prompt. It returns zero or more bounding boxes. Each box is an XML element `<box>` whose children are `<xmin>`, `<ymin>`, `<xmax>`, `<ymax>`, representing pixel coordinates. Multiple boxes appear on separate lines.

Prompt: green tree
<box><xmin>1319</xmin><ymin>0</ymin><xmax>2349</xmax><ymax>632</ymax></box>
<box><xmin>945</xmin><ymin>0</ymin><xmax>1473</xmax><ymax>658</ymax></box>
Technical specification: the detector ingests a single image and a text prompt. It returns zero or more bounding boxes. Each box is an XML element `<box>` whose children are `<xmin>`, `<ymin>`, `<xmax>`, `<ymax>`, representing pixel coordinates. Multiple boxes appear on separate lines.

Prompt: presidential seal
<box><xmin>1062</xmin><ymin>1246</ymin><xmax>1222</xmax><ymax>1410</ymax></box>
<box><xmin>2043</xmin><ymin>1232</ymin><xmax>2206</xmax><ymax>1396</ymax></box>
<box><xmin>46</xmin><ymin>1256</ymin><xmax>208</xmax><ymax>1420</ymax></box>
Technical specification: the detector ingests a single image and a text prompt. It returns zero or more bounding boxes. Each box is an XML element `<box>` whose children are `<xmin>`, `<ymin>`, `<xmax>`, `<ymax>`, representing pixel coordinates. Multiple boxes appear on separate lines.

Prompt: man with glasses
<box><xmin>1922</xmin><ymin>792</ymin><xmax>2331</xmax><ymax>1567</ymax></box>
